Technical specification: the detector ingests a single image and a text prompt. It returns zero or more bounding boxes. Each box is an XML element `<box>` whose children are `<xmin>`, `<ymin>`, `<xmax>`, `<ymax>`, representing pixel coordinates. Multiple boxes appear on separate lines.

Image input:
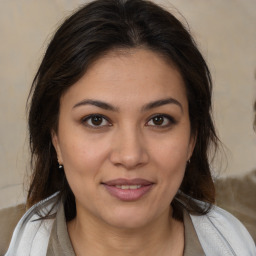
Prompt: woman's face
<box><xmin>52</xmin><ymin>48</ymin><xmax>195</xmax><ymax>229</ymax></box>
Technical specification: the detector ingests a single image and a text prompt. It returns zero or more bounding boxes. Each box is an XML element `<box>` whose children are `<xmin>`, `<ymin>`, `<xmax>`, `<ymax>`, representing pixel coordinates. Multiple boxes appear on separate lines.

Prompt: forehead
<box><xmin>61</xmin><ymin>48</ymin><xmax>188</xmax><ymax>109</ymax></box>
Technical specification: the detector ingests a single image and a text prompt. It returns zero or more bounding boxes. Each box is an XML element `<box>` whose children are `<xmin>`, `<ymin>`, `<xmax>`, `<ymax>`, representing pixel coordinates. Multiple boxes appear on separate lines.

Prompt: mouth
<box><xmin>102</xmin><ymin>178</ymin><xmax>154</xmax><ymax>201</ymax></box>
<box><xmin>114</xmin><ymin>185</ymin><xmax>142</xmax><ymax>189</ymax></box>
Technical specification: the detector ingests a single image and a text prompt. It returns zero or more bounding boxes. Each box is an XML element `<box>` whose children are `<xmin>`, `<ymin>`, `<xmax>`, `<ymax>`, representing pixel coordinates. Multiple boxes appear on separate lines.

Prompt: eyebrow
<box><xmin>142</xmin><ymin>98</ymin><xmax>183</xmax><ymax>112</ymax></box>
<box><xmin>73</xmin><ymin>97</ymin><xmax>183</xmax><ymax>112</ymax></box>
<box><xmin>73</xmin><ymin>99</ymin><xmax>119</xmax><ymax>111</ymax></box>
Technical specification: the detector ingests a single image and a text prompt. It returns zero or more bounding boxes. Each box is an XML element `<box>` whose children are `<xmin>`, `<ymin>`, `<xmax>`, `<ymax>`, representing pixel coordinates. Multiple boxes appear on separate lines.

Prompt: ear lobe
<box><xmin>51</xmin><ymin>130</ymin><xmax>63</xmax><ymax>164</ymax></box>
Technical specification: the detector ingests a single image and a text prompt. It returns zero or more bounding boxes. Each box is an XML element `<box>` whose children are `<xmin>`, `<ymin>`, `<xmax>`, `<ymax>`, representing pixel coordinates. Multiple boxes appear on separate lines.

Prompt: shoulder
<box><xmin>0</xmin><ymin>204</ymin><xmax>26</xmax><ymax>255</ymax></box>
<box><xmin>4</xmin><ymin>193</ymin><xmax>60</xmax><ymax>256</ymax></box>
<box><xmin>190</xmin><ymin>205</ymin><xmax>256</xmax><ymax>255</ymax></box>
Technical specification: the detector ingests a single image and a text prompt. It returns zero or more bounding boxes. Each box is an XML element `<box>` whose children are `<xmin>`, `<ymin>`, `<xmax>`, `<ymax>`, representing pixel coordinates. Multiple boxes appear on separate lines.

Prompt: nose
<box><xmin>109</xmin><ymin>127</ymin><xmax>149</xmax><ymax>170</ymax></box>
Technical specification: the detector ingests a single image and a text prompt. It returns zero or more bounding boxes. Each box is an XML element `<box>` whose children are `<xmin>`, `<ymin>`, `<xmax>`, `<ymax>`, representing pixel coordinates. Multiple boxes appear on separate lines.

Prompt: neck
<box><xmin>67</xmin><ymin>206</ymin><xmax>184</xmax><ymax>256</ymax></box>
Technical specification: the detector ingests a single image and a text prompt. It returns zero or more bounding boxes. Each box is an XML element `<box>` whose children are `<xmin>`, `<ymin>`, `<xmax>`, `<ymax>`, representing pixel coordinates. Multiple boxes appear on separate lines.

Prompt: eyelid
<box><xmin>146</xmin><ymin>114</ymin><xmax>176</xmax><ymax>127</ymax></box>
<box><xmin>81</xmin><ymin>114</ymin><xmax>112</xmax><ymax>128</ymax></box>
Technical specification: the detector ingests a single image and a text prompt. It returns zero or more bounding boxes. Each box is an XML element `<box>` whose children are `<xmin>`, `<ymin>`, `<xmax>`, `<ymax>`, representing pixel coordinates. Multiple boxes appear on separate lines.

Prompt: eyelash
<box><xmin>81</xmin><ymin>114</ymin><xmax>112</xmax><ymax>129</ymax></box>
<box><xmin>81</xmin><ymin>114</ymin><xmax>176</xmax><ymax>129</ymax></box>
<box><xmin>146</xmin><ymin>114</ymin><xmax>176</xmax><ymax>128</ymax></box>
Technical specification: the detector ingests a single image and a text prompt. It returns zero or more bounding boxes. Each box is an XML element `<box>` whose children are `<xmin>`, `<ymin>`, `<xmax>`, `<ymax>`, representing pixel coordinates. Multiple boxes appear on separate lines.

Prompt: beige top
<box><xmin>0</xmin><ymin>204</ymin><xmax>26</xmax><ymax>256</ymax></box>
<box><xmin>46</xmin><ymin>203</ymin><xmax>205</xmax><ymax>256</ymax></box>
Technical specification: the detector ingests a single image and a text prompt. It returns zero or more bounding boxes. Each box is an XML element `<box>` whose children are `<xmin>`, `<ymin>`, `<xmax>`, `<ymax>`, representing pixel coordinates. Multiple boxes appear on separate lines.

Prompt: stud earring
<box><xmin>59</xmin><ymin>164</ymin><xmax>63</xmax><ymax>169</ymax></box>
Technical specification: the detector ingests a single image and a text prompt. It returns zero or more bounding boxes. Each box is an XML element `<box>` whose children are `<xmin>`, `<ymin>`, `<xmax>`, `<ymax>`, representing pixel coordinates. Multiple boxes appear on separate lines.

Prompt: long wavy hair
<box><xmin>27</xmin><ymin>0</ymin><xmax>219</xmax><ymax>221</ymax></box>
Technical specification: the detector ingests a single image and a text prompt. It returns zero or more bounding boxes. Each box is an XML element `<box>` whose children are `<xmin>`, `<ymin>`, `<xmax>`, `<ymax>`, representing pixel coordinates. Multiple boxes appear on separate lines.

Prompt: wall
<box><xmin>0</xmin><ymin>0</ymin><xmax>256</xmax><ymax>208</ymax></box>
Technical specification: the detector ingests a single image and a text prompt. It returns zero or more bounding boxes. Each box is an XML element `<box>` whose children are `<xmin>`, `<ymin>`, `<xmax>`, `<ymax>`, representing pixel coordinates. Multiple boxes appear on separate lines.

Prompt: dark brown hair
<box><xmin>27</xmin><ymin>0</ymin><xmax>218</xmax><ymax>221</ymax></box>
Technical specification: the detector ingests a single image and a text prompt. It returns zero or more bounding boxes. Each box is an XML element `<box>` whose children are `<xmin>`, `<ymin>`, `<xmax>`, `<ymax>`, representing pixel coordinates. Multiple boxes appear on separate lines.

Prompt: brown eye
<box><xmin>91</xmin><ymin>115</ymin><xmax>103</xmax><ymax>126</ymax></box>
<box><xmin>152</xmin><ymin>116</ymin><xmax>164</xmax><ymax>125</ymax></box>
<box><xmin>146</xmin><ymin>114</ymin><xmax>175</xmax><ymax>127</ymax></box>
<box><xmin>83</xmin><ymin>114</ymin><xmax>110</xmax><ymax>128</ymax></box>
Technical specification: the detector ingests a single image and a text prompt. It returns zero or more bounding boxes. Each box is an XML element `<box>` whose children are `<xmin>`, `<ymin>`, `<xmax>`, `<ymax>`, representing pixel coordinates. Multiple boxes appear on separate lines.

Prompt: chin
<box><xmin>101</xmin><ymin>206</ymin><xmax>157</xmax><ymax>230</ymax></box>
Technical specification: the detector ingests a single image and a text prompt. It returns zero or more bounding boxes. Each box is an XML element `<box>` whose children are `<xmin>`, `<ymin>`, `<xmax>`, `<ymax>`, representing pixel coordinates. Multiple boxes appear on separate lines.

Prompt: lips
<box><xmin>115</xmin><ymin>184</ymin><xmax>142</xmax><ymax>189</ymax></box>
<box><xmin>102</xmin><ymin>178</ymin><xmax>154</xmax><ymax>201</ymax></box>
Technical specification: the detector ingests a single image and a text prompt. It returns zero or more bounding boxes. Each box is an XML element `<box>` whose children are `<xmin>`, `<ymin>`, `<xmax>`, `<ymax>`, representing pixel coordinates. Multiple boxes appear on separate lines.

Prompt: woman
<box><xmin>5</xmin><ymin>0</ymin><xmax>255</xmax><ymax>255</ymax></box>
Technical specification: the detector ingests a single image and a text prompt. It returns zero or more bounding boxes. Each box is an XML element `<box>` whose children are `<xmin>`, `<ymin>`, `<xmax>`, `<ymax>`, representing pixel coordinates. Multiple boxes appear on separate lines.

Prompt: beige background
<box><xmin>0</xmin><ymin>0</ymin><xmax>256</xmax><ymax>209</ymax></box>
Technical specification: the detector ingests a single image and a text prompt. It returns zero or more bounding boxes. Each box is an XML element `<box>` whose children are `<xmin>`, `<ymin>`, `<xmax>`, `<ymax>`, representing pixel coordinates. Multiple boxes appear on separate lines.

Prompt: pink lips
<box><xmin>102</xmin><ymin>178</ymin><xmax>154</xmax><ymax>201</ymax></box>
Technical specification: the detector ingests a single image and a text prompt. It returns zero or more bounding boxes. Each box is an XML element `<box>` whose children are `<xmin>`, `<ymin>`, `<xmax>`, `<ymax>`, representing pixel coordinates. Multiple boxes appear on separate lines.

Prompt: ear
<box><xmin>51</xmin><ymin>130</ymin><xmax>63</xmax><ymax>164</ymax></box>
<box><xmin>187</xmin><ymin>132</ymin><xmax>197</xmax><ymax>161</ymax></box>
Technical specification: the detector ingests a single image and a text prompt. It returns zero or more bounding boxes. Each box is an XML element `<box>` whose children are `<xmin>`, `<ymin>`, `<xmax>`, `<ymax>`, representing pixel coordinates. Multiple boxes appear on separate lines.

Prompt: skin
<box><xmin>52</xmin><ymin>48</ymin><xmax>195</xmax><ymax>256</ymax></box>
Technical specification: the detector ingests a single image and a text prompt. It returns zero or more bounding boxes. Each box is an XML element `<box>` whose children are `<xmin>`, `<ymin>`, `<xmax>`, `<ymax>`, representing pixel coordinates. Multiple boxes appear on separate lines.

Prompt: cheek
<box><xmin>58</xmin><ymin>134</ymin><xmax>110</xmax><ymax>182</ymax></box>
<box><xmin>152</xmin><ymin>136</ymin><xmax>190</xmax><ymax>168</ymax></box>
<box><xmin>60</xmin><ymin>139</ymin><xmax>107</xmax><ymax>200</ymax></box>
<box><xmin>66</xmin><ymin>148</ymin><xmax>101</xmax><ymax>170</ymax></box>
<box><xmin>150</xmin><ymin>135</ymin><xmax>189</xmax><ymax>190</ymax></box>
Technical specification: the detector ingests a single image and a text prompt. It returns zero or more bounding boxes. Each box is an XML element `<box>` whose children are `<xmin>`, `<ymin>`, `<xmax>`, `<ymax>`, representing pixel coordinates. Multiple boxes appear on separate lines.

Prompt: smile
<box><xmin>102</xmin><ymin>178</ymin><xmax>154</xmax><ymax>201</ymax></box>
<box><xmin>115</xmin><ymin>185</ymin><xmax>142</xmax><ymax>189</ymax></box>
